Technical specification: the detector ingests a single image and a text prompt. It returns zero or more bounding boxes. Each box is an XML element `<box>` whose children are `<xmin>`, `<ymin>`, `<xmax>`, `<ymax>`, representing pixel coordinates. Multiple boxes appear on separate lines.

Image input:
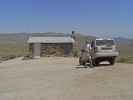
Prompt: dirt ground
<box><xmin>0</xmin><ymin>57</ymin><xmax>133</xmax><ymax>100</ymax></box>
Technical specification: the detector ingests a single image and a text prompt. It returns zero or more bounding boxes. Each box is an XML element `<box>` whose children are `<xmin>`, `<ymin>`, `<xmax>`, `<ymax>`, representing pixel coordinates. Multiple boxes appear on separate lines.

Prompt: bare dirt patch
<box><xmin>0</xmin><ymin>57</ymin><xmax>133</xmax><ymax>100</ymax></box>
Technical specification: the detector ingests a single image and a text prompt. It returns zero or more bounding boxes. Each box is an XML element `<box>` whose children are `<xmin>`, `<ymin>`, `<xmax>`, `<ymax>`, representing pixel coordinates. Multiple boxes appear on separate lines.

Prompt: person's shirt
<box><xmin>86</xmin><ymin>44</ymin><xmax>91</xmax><ymax>50</ymax></box>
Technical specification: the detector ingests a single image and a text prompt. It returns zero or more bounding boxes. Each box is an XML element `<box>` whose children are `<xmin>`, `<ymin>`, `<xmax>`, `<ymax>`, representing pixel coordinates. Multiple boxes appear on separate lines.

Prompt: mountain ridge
<box><xmin>0</xmin><ymin>33</ymin><xmax>132</xmax><ymax>58</ymax></box>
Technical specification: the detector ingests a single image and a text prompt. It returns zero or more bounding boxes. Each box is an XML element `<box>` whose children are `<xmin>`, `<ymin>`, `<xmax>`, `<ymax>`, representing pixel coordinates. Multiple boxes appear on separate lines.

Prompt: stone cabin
<box><xmin>27</xmin><ymin>36</ymin><xmax>75</xmax><ymax>58</ymax></box>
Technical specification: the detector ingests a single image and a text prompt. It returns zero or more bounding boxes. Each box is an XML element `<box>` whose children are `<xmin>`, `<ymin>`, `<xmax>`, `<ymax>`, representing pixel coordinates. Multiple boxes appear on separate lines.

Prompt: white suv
<box><xmin>79</xmin><ymin>38</ymin><xmax>119</xmax><ymax>66</ymax></box>
<box><xmin>91</xmin><ymin>38</ymin><xmax>119</xmax><ymax>66</ymax></box>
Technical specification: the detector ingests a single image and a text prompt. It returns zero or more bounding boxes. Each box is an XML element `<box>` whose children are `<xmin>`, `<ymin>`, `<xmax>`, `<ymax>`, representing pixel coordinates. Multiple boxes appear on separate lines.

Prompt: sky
<box><xmin>0</xmin><ymin>0</ymin><xmax>133</xmax><ymax>38</ymax></box>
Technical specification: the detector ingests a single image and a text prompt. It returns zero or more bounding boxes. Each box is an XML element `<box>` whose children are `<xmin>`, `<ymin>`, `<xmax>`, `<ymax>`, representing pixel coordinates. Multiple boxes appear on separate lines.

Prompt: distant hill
<box><xmin>113</xmin><ymin>37</ymin><xmax>133</xmax><ymax>58</ymax></box>
<box><xmin>0</xmin><ymin>33</ymin><xmax>132</xmax><ymax>58</ymax></box>
<box><xmin>0</xmin><ymin>33</ymin><xmax>72</xmax><ymax>56</ymax></box>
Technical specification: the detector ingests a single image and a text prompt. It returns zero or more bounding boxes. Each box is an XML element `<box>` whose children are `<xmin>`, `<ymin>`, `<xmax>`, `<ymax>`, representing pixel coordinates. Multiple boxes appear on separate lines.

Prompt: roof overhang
<box><xmin>28</xmin><ymin>37</ymin><xmax>75</xmax><ymax>43</ymax></box>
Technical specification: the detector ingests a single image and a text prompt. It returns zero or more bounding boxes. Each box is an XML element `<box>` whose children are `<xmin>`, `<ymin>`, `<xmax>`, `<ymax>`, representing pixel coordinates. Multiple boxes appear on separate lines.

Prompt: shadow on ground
<box><xmin>75</xmin><ymin>63</ymin><xmax>111</xmax><ymax>69</ymax></box>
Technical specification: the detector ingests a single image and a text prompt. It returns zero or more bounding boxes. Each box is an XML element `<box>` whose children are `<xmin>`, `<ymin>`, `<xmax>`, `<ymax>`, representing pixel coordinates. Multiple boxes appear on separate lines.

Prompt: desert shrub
<box><xmin>117</xmin><ymin>58</ymin><xmax>127</xmax><ymax>63</ymax></box>
<box><xmin>23</xmin><ymin>54</ymin><xmax>32</xmax><ymax>60</ymax></box>
<box><xmin>117</xmin><ymin>57</ymin><xmax>133</xmax><ymax>63</ymax></box>
<box><xmin>1</xmin><ymin>55</ymin><xmax>17</xmax><ymax>61</ymax></box>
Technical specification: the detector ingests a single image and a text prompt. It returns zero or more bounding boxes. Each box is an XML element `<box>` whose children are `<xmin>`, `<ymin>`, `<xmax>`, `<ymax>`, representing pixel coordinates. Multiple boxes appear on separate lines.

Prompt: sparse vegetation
<box><xmin>0</xmin><ymin>55</ymin><xmax>17</xmax><ymax>61</ymax></box>
<box><xmin>23</xmin><ymin>54</ymin><xmax>32</xmax><ymax>60</ymax></box>
<box><xmin>0</xmin><ymin>33</ymin><xmax>133</xmax><ymax>63</ymax></box>
<box><xmin>117</xmin><ymin>57</ymin><xmax>133</xmax><ymax>64</ymax></box>
<box><xmin>0</xmin><ymin>44</ymin><xmax>28</xmax><ymax>61</ymax></box>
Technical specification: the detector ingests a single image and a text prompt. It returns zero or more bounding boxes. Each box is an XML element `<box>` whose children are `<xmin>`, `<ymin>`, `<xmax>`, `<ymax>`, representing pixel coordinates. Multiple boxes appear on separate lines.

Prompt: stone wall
<box><xmin>40</xmin><ymin>43</ymin><xmax>73</xmax><ymax>57</ymax></box>
<box><xmin>29</xmin><ymin>43</ymin><xmax>73</xmax><ymax>57</ymax></box>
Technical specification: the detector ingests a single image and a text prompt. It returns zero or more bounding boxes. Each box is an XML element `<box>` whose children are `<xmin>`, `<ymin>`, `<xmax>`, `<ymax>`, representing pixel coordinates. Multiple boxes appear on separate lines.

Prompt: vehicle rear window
<box><xmin>96</xmin><ymin>40</ymin><xmax>114</xmax><ymax>46</ymax></box>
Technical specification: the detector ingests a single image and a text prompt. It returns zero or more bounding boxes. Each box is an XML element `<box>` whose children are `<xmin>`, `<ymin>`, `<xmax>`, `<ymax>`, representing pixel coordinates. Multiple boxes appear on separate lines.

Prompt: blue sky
<box><xmin>0</xmin><ymin>0</ymin><xmax>132</xmax><ymax>38</ymax></box>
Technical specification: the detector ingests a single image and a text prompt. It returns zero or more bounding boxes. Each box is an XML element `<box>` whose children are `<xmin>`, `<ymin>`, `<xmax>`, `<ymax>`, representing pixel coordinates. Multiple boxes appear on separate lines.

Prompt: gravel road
<box><xmin>0</xmin><ymin>57</ymin><xmax>133</xmax><ymax>100</ymax></box>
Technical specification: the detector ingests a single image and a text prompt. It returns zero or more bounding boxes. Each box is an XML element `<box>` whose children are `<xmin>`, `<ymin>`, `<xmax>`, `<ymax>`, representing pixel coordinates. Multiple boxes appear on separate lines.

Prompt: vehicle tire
<box><xmin>79</xmin><ymin>57</ymin><xmax>82</xmax><ymax>65</ymax></box>
<box><xmin>79</xmin><ymin>57</ymin><xmax>86</xmax><ymax>65</ymax></box>
<box><xmin>109</xmin><ymin>58</ymin><xmax>115</xmax><ymax>65</ymax></box>
<box><xmin>92</xmin><ymin>59</ymin><xmax>99</xmax><ymax>66</ymax></box>
<box><xmin>95</xmin><ymin>61</ymin><xmax>99</xmax><ymax>66</ymax></box>
<box><xmin>92</xmin><ymin>60</ymin><xmax>96</xmax><ymax>66</ymax></box>
<box><xmin>82</xmin><ymin>62</ymin><xmax>86</xmax><ymax>66</ymax></box>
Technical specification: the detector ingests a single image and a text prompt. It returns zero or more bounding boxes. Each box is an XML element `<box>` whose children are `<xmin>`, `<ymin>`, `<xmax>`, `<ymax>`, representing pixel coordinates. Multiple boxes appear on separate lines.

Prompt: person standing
<box><xmin>85</xmin><ymin>40</ymin><xmax>93</xmax><ymax>67</ymax></box>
